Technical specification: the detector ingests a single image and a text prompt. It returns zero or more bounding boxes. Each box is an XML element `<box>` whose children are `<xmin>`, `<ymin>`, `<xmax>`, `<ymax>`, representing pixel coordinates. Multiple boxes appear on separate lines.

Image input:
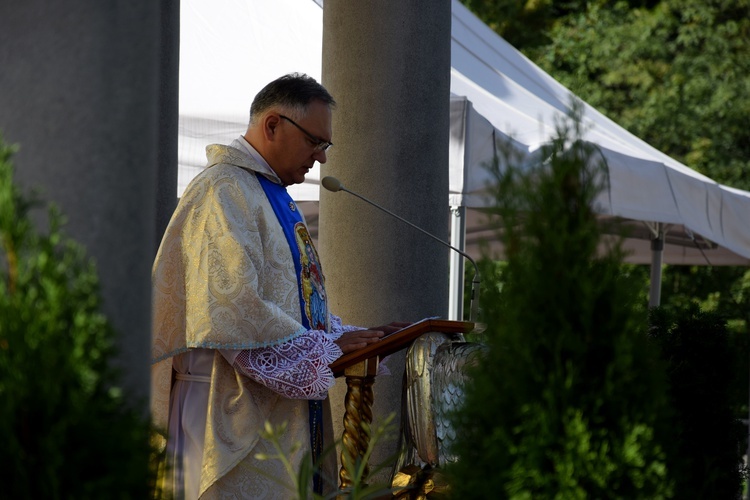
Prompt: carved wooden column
<box><xmin>338</xmin><ymin>357</ymin><xmax>379</xmax><ymax>492</ymax></box>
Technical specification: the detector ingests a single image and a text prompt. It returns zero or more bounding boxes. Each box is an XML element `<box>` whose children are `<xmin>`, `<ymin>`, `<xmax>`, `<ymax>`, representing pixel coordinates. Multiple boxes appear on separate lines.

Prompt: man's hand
<box><xmin>334</xmin><ymin>330</ymin><xmax>385</xmax><ymax>354</ymax></box>
<box><xmin>334</xmin><ymin>322</ymin><xmax>413</xmax><ymax>354</ymax></box>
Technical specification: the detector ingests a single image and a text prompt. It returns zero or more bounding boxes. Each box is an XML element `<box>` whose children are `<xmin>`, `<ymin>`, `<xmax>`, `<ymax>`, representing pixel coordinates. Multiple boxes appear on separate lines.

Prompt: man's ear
<box><xmin>263</xmin><ymin>113</ymin><xmax>281</xmax><ymax>141</ymax></box>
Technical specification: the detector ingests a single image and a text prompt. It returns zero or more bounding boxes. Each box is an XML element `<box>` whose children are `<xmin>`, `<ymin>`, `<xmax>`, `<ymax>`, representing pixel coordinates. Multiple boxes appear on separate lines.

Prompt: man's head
<box><xmin>244</xmin><ymin>73</ymin><xmax>336</xmax><ymax>185</ymax></box>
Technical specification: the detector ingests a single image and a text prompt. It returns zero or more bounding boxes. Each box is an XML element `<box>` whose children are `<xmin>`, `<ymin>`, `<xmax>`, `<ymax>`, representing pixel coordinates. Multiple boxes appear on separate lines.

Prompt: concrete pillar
<box><xmin>319</xmin><ymin>0</ymin><xmax>452</xmax><ymax>483</ymax></box>
<box><xmin>0</xmin><ymin>1</ymin><xmax>179</xmax><ymax>406</ymax></box>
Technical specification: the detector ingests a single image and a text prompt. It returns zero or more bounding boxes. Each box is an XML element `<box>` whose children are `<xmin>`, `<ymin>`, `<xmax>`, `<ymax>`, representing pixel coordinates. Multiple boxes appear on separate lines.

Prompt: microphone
<box><xmin>321</xmin><ymin>176</ymin><xmax>482</xmax><ymax>328</ymax></box>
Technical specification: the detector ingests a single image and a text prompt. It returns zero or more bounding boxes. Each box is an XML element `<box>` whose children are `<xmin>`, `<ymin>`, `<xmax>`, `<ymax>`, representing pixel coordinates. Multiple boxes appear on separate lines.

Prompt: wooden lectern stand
<box><xmin>329</xmin><ymin>318</ymin><xmax>473</xmax><ymax>491</ymax></box>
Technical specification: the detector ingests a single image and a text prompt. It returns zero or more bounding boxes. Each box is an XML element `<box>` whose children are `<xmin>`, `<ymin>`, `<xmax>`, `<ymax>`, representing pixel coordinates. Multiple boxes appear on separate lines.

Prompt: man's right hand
<box><xmin>334</xmin><ymin>330</ymin><xmax>384</xmax><ymax>354</ymax></box>
<box><xmin>333</xmin><ymin>322</ymin><xmax>413</xmax><ymax>354</ymax></box>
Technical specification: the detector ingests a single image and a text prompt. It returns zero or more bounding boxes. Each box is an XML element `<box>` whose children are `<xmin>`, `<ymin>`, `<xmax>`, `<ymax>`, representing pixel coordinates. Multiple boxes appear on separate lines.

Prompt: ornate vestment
<box><xmin>151</xmin><ymin>140</ymin><xmax>336</xmax><ymax>498</ymax></box>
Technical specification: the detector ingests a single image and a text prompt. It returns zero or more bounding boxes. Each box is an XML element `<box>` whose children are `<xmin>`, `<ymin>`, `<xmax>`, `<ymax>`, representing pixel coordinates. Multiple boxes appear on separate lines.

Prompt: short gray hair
<box><xmin>249</xmin><ymin>73</ymin><xmax>335</xmax><ymax>125</ymax></box>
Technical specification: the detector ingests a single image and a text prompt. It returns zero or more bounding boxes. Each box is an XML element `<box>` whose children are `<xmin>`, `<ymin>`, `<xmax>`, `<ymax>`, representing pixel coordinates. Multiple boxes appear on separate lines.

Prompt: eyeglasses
<box><xmin>279</xmin><ymin>115</ymin><xmax>333</xmax><ymax>152</ymax></box>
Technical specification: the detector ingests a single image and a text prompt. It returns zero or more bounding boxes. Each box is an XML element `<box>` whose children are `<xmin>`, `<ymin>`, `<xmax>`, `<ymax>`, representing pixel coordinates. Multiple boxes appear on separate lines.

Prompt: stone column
<box><xmin>0</xmin><ymin>0</ymin><xmax>179</xmax><ymax>406</ymax></box>
<box><xmin>319</xmin><ymin>0</ymin><xmax>452</xmax><ymax>484</ymax></box>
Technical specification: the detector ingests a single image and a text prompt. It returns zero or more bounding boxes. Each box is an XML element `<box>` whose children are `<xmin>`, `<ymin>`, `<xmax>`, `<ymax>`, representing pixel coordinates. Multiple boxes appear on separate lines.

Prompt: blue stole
<box><xmin>257</xmin><ymin>174</ymin><xmax>329</xmax><ymax>494</ymax></box>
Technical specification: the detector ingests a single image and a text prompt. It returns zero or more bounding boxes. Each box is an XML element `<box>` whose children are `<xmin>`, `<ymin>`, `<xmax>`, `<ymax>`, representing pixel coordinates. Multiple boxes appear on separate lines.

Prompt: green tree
<box><xmin>0</xmin><ymin>136</ymin><xmax>161</xmax><ymax>499</ymax></box>
<box><xmin>460</xmin><ymin>0</ymin><xmax>662</xmax><ymax>51</ymax></box>
<box><xmin>448</xmin><ymin>109</ymin><xmax>674</xmax><ymax>498</ymax></box>
<box><xmin>526</xmin><ymin>0</ymin><xmax>750</xmax><ymax>190</ymax></box>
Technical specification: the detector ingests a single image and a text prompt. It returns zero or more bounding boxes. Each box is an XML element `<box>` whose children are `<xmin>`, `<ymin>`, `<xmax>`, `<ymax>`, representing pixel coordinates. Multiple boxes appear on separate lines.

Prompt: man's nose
<box><xmin>313</xmin><ymin>149</ymin><xmax>328</xmax><ymax>164</ymax></box>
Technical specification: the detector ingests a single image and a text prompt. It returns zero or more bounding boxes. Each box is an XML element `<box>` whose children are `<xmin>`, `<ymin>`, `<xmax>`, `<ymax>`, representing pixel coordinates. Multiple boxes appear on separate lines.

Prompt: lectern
<box><xmin>329</xmin><ymin>319</ymin><xmax>474</xmax><ymax>491</ymax></box>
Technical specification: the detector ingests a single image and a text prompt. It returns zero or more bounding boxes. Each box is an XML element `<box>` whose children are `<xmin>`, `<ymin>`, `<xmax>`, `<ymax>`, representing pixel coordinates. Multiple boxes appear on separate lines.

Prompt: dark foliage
<box><xmin>447</xmin><ymin>108</ymin><xmax>675</xmax><ymax>498</ymax></box>
<box><xmin>0</xmin><ymin>136</ymin><xmax>162</xmax><ymax>499</ymax></box>
<box><xmin>649</xmin><ymin>304</ymin><xmax>748</xmax><ymax>499</ymax></box>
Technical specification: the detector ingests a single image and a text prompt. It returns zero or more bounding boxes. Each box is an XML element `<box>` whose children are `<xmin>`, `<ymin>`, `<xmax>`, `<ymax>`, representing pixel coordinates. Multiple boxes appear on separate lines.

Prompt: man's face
<box><xmin>273</xmin><ymin>100</ymin><xmax>332</xmax><ymax>185</ymax></box>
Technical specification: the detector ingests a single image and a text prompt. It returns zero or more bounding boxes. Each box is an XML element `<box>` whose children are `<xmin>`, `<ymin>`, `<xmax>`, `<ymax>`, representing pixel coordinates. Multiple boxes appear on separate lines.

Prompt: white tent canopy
<box><xmin>178</xmin><ymin>0</ymin><xmax>750</xmax><ymax>314</ymax></box>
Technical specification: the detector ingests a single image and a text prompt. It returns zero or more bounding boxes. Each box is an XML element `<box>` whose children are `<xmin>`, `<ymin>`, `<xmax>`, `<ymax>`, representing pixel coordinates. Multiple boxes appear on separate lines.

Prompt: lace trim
<box><xmin>327</xmin><ymin>314</ymin><xmax>362</xmax><ymax>341</ymax></box>
<box><xmin>233</xmin><ymin>330</ymin><xmax>343</xmax><ymax>400</ymax></box>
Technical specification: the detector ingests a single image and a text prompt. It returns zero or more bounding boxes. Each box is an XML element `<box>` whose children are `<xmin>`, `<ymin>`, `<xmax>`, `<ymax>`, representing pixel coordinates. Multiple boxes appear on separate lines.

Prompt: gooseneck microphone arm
<box><xmin>321</xmin><ymin>176</ymin><xmax>481</xmax><ymax>325</ymax></box>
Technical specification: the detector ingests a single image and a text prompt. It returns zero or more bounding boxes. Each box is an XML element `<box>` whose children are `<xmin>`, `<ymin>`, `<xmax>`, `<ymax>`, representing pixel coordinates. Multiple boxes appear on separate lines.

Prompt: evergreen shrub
<box><xmin>0</xmin><ymin>136</ymin><xmax>161</xmax><ymax>499</ymax></box>
<box><xmin>447</xmin><ymin>107</ymin><xmax>675</xmax><ymax>498</ymax></box>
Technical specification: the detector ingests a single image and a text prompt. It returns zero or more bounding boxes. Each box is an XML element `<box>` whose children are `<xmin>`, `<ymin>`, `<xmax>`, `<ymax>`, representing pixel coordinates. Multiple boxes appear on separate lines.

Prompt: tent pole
<box><xmin>449</xmin><ymin>206</ymin><xmax>467</xmax><ymax>320</ymax></box>
<box><xmin>649</xmin><ymin>224</ymin><xmax>665</xmax><ymax>308</ymax></box>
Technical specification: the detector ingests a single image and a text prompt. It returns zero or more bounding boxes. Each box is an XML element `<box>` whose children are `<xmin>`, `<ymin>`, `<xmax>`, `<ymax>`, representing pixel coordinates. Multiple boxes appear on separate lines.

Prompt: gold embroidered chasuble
<box><xmin>151</xmin><ymin>143</ymin><xmax>333</xmax><ymax>498</ymax></box>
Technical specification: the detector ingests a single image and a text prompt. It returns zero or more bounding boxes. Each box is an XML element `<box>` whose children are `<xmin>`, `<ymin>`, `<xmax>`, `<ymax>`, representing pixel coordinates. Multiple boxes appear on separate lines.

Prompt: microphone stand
<box><xmin>322</xmin><ymin>177</ymin><xmax>482</xmax><ymax>331</ymax></box>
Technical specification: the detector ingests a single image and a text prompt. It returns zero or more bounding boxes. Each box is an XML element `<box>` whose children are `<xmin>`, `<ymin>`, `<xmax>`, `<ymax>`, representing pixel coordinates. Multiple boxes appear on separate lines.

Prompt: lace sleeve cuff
<box><xmin>328</xmin><ymin>313</ymin><xmax>363</xmax><ymax>341</ymax></box>
<box><xmin>231</xmin><ymin>330</ymin><xmax>342</xmax><ymax>400</ymax></box>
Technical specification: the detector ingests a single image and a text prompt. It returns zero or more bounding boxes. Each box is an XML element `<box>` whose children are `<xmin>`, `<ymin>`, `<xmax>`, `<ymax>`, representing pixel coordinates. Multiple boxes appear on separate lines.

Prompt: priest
<box><xmin>151</xmin><ymin>73</ymin><xmax>406</xmax><ymax>499</ymax></box>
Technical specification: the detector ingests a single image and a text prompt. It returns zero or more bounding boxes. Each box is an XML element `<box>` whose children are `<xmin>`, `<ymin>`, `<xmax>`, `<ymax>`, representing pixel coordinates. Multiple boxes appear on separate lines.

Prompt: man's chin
<box><xmin>293</xmin><ymin>170</ymin><xmax>310</xmax><ymax>184</ymax></box>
